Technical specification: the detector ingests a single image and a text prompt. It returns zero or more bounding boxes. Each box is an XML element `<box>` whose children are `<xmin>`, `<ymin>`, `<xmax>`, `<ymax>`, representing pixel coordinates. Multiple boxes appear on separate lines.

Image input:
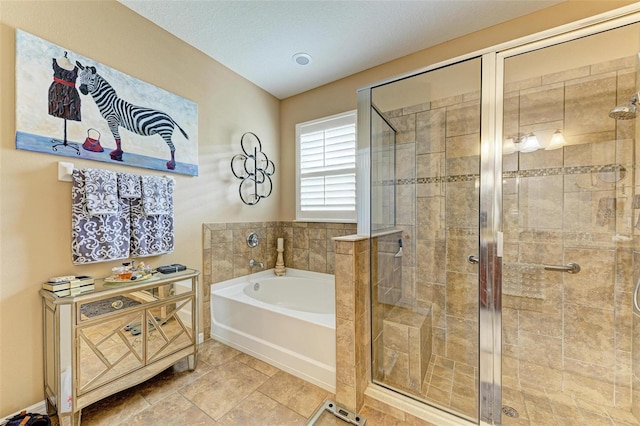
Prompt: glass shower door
<box><xmin>369</xmin><ymin>57</ymin><xmax>483</xmax><ymax>422</ymax></box>
<box><xmin>499</xmin><ymin>23</ymin><xmax>640</xmax><ymax>425</ymax></box>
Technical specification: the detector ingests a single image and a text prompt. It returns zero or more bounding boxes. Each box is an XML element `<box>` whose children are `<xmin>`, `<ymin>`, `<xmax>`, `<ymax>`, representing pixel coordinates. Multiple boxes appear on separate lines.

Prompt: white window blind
<box><xmin>296</xmin><ymin>111</ymin><xmax>357</xmax><ymax>221</ymax></box>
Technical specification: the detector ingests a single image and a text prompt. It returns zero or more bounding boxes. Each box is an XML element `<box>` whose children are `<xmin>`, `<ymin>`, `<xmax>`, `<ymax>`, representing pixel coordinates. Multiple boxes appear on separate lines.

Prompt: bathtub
<box><xmin>210</xmin><ymin>268</ymin><xmax>335</xmax><ymax>392</ymax></box>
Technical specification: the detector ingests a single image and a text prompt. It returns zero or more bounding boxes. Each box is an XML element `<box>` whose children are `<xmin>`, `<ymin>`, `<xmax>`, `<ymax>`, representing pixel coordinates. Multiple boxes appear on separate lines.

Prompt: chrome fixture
<box><xmin>609</xmin><ymin>93</ymin><xmax>638</xmax><ymax>120</ymax></box>
<box><xmin>394</xmin><ymin>239</ymin><xmax>403</xmax><ymax>258</ymax></box>
<box><xmin>467</xmin><ymin>255</ymin><xmax>479</xmax><ymax>264</ymax></box>
<box><xmin>543</xmin><ymin>263</ymin><xmax>581</xmax><ymax>274</ymax></box>
<box><xmin>633</xmin><ymin>276</ymin><xmax>640</xmax><ymax>313</ymax></box>
<box><xmin>249</xmin><ymin>259</ymin><xmax>264</xmax><ymax>271</ymax></box>
<box><xmin>247</xmin><ymin>232</ymin><xmax>259</xmax><ymax>248</ymax></box>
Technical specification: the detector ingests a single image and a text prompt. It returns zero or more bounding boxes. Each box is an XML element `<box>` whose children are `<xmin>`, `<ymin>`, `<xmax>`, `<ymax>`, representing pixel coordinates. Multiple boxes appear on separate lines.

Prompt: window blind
<box><xmin>296</xmin><ymin>112</ymin><xmax>357</xmax><ymax>221</ymax></box>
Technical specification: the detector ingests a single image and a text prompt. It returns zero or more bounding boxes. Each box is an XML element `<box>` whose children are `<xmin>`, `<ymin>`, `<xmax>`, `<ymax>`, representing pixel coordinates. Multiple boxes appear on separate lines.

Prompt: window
<box><xmin>296</xmin><ymin>111</ymin><xmax>357</xmax><ymax>221</ymax></box>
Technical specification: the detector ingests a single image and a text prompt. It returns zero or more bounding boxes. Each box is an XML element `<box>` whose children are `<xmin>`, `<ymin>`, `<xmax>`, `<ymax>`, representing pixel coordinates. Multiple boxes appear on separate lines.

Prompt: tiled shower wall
<box><xmin>501</xmin><ymin>56</ymin><xmax>636</xmax><ymax>408</ymax></box>
<box><xmin>370</xmin><ymin>231</ymin><xmax>403</xmax><ymax>378</ymax></box>
<box><xmin>381</xmin><ymin>55</ymin><xmax>639</xmax><ymax>407</ymax></box>
<box><xmin>384</xmin><ymin>89</ymin><xmax>482</xmax><ymax>368</ymax></box>
<box><xmin>202</xmin><ymin>221</ymin><xmax>356</xmax><ymax>337</ymax></box>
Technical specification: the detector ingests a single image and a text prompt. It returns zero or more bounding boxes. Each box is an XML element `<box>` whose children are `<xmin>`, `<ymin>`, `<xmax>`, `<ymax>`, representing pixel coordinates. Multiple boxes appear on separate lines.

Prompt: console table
<box><xmin>40</xmin><ymin>269</ymin><xmax>199</xmax><ymax>426</ymax></box>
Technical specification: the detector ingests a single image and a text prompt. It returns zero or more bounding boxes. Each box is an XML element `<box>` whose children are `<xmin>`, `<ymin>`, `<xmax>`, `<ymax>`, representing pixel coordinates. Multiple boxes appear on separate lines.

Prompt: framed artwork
<box><xmin>15</xmin><ymin>30</ymin><xmax>199</xmax><ymax>176</ymax></box>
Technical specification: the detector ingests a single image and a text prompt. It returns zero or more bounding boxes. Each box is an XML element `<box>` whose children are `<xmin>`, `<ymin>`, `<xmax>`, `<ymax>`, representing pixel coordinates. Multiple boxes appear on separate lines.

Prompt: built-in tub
<box><xmin>210</xmin><ymin>268</ymin><xmax>335</xmax><ymax>392</ymax></box>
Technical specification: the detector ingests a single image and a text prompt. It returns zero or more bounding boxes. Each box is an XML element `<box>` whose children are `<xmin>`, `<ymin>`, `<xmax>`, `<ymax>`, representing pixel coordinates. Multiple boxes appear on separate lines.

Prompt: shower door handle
<box><xmin>467</xmin><ymin>255</ymin><xmax>479</xmax><ymax>264</ymax></box>
<box><xmin>543</xmin><ymin>263</ymin><xmax>581</xmax><ymax>274</ymax></box>
<box><xmin>633</xmin><ymin>277</ymin><xmax>640</xmax><ymax>313</ymax></box>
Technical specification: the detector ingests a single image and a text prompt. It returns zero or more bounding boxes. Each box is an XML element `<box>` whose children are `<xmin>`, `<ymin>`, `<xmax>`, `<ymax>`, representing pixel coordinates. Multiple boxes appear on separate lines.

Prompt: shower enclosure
<box><xmin>361</xmin><ymin>10</ymin><xmax>640</xmax><ymax>426</ymax></box>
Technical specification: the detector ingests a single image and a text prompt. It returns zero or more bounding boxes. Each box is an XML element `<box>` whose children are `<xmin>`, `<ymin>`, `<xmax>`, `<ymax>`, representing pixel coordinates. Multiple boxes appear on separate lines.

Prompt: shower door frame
<box><xmin>359</xmin><ymin>52</ymin><xmax>501</xmax><ymax>424</ymax></box>
<box><xmin>492</xmin><ymin>10</ymin><xmax>640</xmax><ymax>425</ymax></box>
<box><xmin>358</xmin><ymin>4</ymin><xmax>640</xmax><ymax>425</ymax></box>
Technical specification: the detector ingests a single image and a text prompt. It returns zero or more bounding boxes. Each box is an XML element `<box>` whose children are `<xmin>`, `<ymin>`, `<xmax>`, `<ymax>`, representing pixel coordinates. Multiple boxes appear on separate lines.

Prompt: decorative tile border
<box><xmin>372</xmin><ymin>163</ymin><xmax>630</xmax><ymax>186</ymax></box>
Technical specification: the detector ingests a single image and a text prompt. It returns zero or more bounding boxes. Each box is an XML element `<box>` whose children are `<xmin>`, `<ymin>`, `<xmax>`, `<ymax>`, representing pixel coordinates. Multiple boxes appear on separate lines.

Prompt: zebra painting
<box><xmin>75</xmin><ymin>61</ymin><xmax>188</xmax><ymax>170</ymax></box>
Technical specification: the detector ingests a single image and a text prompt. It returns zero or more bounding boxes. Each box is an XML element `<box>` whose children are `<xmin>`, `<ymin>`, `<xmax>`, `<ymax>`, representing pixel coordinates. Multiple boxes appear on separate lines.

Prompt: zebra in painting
<box><xmin>75</xmin><ymin>61</ymin><xmax>188</xmax><ymax>170</ymax></box>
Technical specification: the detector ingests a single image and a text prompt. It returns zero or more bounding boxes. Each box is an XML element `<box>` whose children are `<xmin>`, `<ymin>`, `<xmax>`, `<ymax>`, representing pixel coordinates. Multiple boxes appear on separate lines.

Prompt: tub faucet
<box><xmin>249</xmin><ymin>258</ymin><xmax>264</xmax><ymax>271</ymax></box>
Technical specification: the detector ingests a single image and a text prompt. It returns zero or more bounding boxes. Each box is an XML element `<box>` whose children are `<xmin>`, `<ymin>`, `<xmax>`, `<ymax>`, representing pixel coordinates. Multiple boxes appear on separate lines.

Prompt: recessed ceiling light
<box><xmin>292</xmin><ymin>52</ymin><xmax>312</xmax><ymax>66</ymax></box>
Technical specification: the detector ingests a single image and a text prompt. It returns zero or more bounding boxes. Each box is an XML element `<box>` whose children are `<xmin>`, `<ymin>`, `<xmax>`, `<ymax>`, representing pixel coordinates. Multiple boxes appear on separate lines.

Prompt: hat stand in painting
<box><xmin>15</xmin><ymin>30</ymin><xmax>198</xmax><ymax>176</ymax></box>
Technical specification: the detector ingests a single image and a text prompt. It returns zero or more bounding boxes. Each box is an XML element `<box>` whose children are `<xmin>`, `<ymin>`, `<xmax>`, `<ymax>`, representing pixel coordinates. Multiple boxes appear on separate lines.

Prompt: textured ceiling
<box><xmin>119</xmin><ymin>0</ymin><xmax>564</xmax><ymax>99</ymax></box>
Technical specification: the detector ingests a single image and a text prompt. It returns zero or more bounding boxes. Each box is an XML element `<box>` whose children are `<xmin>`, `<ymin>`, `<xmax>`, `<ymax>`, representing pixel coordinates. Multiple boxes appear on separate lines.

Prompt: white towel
<box><xmin>84</xmin><ymin>168</ymin><xmax>119</xmax><ymax>215</ymax></box>
<box><xmin>141</xmin><ymin>175</ymin><xmax>172</xmax><ymax>215</ymax></box>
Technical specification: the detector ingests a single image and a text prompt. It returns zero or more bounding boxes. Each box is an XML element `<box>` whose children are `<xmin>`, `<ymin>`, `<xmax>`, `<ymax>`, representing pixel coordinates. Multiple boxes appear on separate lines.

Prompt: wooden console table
<box><xmin>40</xmin><ymin>269</ymin><xmax>199</xmax><ymax>426</ymax></box>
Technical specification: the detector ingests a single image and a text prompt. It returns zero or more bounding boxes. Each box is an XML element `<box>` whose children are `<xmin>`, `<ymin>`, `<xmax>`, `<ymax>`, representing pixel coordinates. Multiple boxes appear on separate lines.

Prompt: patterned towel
<box><xmin>84</xmin><ymin>168</ymin><xmax>118</xmax><ymax>215</ymax></box>
<box><xmin>72</xmin><ymin>170</ymin><xmax>130</xmax><ymax>264</ymax></box>
<box><xmin>131</xmin><ymin>176</ymin><xmax>174</xmax><ymax>257</ymax></box>
<box><xmin>117</xmin><ymin>172</ymin><xmax>141</xmax><ymax>198</ymax></box>
<box><xmin>142</xmin><ymin>175</ymin><xmax>172</xmax><ymax>215</ymax></box>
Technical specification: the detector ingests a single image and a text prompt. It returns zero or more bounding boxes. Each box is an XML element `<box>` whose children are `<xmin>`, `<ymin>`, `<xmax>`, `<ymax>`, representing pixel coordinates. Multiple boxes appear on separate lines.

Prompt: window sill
<box><xmin>293</xmin><ymin>219</ymin><xmax>357</xmax><ymax>224</ymax></box>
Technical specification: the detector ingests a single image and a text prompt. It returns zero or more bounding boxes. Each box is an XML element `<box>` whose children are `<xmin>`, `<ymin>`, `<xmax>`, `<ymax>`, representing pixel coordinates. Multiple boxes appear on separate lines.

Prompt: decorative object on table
<box><xmin>274</xmin><ymin>237</ymin><xmax>286</xmax><ymax>276</ymax></box>
<box><xmin>107</xmin><ymin>260</ymin><xmax>154</xmax><ymax>282</ymax></box>
<box><xmin>43</xmin><ymin>276</ymin><xmax>95</xmax><ymax>297</ymax></box>
<box><xmin>105</xmin><ymin>272</ymin><xmax>154</xmax><ymax>283</ymax></box>
<box><xmin>157</xmin><ymin>264</ymin><xmax>187</xmax><ymax>274</ymax></box>
<box><xmin>230</xmin><ymin>132</ymin><xmax>275</xmax><ymax>205</ymax></box>
<box><xmin>15</xmin><ymin>30</ymin><xmax>199</xmax><ymax>176</ymax></box>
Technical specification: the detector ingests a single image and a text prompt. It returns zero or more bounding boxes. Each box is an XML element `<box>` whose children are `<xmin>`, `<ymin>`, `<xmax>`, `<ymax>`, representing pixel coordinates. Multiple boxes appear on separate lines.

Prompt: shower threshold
<box><xmin>307</xmin><ymin>400</ymin><xmax>367</xmax><ymax>425</ymax></box>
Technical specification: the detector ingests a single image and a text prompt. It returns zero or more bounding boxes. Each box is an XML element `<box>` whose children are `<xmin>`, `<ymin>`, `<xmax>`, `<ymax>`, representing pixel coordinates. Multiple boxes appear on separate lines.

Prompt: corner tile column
<box><xmin>333</xmin><ymin>235</ymin><xmax>370</xmax><ymax>412</ymax></box>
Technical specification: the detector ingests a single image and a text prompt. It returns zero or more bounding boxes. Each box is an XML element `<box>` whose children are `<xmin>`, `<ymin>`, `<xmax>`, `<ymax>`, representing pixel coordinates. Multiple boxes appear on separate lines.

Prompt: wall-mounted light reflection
<box><xmin>503</xmin><ymin>129</ymin><xmax>565</xmax><ymax>154</ymax></box>
<box><xmin>545</xmin><ymin>130</ymin><xmax>566</xmax><ymax>150</ymax></box>
<box><xmin>519</xmin><ymin>132</ymin><xmax>540</xmax><ymax>152</ymax></box>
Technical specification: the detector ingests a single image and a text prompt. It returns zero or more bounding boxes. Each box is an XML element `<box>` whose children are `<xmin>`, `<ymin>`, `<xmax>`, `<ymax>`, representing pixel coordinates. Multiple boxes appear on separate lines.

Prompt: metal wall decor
<box><xmin>231</xmin><ymin>132</ymin><xmax>275</xmax><ymax>205</ymax></box>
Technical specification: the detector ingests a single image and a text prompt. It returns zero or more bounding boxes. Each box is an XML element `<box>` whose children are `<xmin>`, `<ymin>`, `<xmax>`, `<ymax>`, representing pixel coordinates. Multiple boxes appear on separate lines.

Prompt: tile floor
<box><xmin>49</xmin><ymin>339</ymin><xmax>434</xmax><ymax>426</ymax></box>
<box><xmin>46</xmin><ymin>338</ymin><xmax>640</xmax><ymax>425</ymax></box>
<box><xmin>416</xmin><ymin>354</ymin><xmax>640</xmax><ymax>426</ymax></box>
<box><xmin>500</xmin><ymin>385</ymin><xmax>640</xmax><ymax>426</ymax></box>
<box><xmin>420</xmin><ymin>355</ymin><xmax>478</xmax><ymax>420</ymax></box>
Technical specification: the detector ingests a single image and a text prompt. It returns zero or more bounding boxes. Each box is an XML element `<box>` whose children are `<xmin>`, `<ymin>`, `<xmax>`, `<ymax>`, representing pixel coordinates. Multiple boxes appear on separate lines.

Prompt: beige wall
<box><xmin>0</xmin><ymin>0</ymin><xmax>281</xmax><ymax>414</ymax></box>
<box><xmin>0</xmin><ymin>0</ymin><xmax>635</xmax><ymax>417</ymax></box>
<box><xmin>279</xmin><ymin>0</ymin><xmax>637</xmax><ymax>220</ymax></box>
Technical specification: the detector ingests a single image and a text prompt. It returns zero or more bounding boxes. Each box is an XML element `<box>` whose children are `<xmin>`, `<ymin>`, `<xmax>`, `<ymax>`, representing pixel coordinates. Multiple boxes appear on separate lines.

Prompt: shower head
<box><xmin>609</xmin><ymin>104</ymin><xmax>637</xmax><ymax>120</ymax></box>
<box><xmin>609</xmin><ymin>94</ymin><xmax>638</xmax><ymax>120</ymax></box>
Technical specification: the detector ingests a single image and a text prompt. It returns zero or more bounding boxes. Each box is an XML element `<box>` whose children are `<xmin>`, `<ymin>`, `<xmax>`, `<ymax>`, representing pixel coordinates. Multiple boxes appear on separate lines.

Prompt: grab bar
<box><xmin>543</xmin><ymin>263</ymin><xmax>581</xmax><ymax>274</ymax></box>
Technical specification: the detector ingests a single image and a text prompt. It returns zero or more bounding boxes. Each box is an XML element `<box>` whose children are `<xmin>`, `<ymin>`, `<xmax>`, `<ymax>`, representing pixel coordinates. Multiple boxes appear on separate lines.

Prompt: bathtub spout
<box><xmin>249</xmin><ymin>258</ymin><xmax>264</xmax><ymax>271</ymax></box>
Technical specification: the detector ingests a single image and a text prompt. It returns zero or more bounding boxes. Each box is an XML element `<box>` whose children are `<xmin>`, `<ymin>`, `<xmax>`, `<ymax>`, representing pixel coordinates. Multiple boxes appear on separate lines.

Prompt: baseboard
<box><xmin>1</xmin><ymin>400</ymin><xmax>47</xmax><ymax>423</ymax></box>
